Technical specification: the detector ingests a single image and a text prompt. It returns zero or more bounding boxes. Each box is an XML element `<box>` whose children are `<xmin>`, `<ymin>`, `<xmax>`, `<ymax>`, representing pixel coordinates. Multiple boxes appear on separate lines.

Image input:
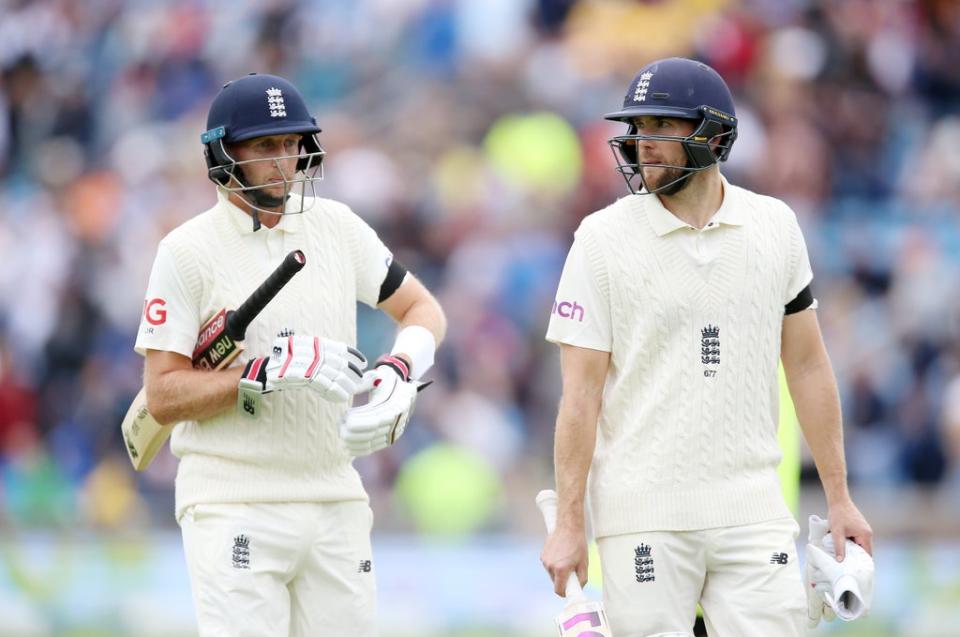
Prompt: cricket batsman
<box><xmin>539</xmin><ymin>58</ymin><xmax>872</xmax><ymax>636</ymax></box>
<box><xmin>134</xmin><ymin>73</ymin><xmax>446</xmax><ymax>636</ymax></box>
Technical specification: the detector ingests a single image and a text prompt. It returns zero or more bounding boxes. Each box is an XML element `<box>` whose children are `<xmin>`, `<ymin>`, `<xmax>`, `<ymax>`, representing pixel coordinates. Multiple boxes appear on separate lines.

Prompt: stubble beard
<box><xmin>642</xmin><ymin>158</ymin><xmax>692</xmax><ymax>196</ymax></box>
<box><xmin>237</xmin><ymin>166</ymin><xmax>290</xmax><ymax>210</ymax></box>
<box><xmin>248</xmin><ymin>188</ymin><xmax>287</xmax><ymax>210</ymax></box>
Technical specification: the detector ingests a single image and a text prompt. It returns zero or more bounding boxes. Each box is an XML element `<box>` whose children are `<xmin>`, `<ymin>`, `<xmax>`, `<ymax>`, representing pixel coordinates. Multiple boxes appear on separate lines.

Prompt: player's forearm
<box><xmin>379</xmin><ymin>277</ymin><xmax>446</xmax><ymax>378</ymax></box>
<box><xmin>786</xmin><ymin>356</ymin><xmax>850</xmax><ymax>505</ymax></box>
<box><xmin>553</xmin><ymin>392</ymin><xmax>601</xmax><ymax>533</ymax></box>
<box><xmin>147</xmin><ymin>366</ymin><xmax>245</xmax><ymax>425</ymax></box>
<box><xmin>396</xmin><ymin>295</ymin><xmax>446</xmax><ymax>346</ymax></box>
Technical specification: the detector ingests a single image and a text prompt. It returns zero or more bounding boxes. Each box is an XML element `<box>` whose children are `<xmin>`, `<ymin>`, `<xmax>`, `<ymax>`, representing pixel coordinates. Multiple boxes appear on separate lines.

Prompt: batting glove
<box><xmin>338</xmin><ymin>355</ymin><xmax>429</xmax><ymax>456</ymax></box>
<box><xmin>237</xmin><ymin>335</ymin><xmax>367</xmax><ymax>418</ymax></box>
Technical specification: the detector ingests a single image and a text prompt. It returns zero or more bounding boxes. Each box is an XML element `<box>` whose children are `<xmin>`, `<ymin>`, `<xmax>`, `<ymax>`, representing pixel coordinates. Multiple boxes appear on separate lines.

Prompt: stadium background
<box><xmin>1</xmin><ymin>0</ymin><xmax>959</xmax><ymax>635</ymax></box>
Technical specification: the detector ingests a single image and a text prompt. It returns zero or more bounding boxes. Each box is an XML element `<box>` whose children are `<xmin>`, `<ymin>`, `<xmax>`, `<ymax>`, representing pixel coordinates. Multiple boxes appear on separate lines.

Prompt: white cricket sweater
<box><xmin>138</xmin><ymin>192</ymin><xmax>390</xmax><ymax>520</ymax></box>
<box><xmin>548</xmin><ymin>182</ymin><xmax>811</xmax><ymax>536</ymax></box>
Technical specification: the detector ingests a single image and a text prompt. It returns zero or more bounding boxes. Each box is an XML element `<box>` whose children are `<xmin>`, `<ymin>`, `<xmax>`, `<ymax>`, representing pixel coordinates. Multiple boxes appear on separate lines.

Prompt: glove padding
<box><xmin>804</xmin><ymin>514</ymin><xmax>874</xmax><ymax>627</ymax></box>
<box><xmin>238</xmin><ymin>335</ymin><xmax>367</xmax><ymax>417</ymax></box>
<box><xmin>339</xmin><ymin>356</ymin><xmax>426</xmax><ymax>456</ymax></box>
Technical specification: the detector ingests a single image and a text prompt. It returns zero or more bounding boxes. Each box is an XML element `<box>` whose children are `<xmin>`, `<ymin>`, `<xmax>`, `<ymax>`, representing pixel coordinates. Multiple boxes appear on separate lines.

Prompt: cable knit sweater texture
<box><xmin>158</xmin><ymin>196</ymin><xmax>379</xmax><ymax>520</ymax></box>
<box><xmin>574</xmin><ymin>186</ymin><xmax>805</xmax><ymax>537</ymax></box>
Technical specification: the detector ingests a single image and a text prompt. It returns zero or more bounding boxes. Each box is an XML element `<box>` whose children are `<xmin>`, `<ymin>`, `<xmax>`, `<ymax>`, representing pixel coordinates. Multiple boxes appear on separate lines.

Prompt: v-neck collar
<box><xmin>646</xmin><ymin>175</ymin><xmax>744</xmax><ymax>237</ymax></box>
<box><xmin>631</xmin><ymin>181</ymin><xmax>748</xmax><ymax>309</ymax></box>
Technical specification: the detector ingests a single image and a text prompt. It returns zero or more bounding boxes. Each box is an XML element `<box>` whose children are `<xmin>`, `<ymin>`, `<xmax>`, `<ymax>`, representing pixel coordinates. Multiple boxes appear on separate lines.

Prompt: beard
<box><xmin>236</xmin><ymin>166</ymin><xmax>290</xmax><ymax>210</ymax></box>
<box><xmin>641</xmin><ymin>159</ymin><xmax>693</xmax><ymax>196</ymax></box>
<box><xmin>247</xmin><ymin>187</ymin><xmax>287</xmax><ymax>209</ymax></box>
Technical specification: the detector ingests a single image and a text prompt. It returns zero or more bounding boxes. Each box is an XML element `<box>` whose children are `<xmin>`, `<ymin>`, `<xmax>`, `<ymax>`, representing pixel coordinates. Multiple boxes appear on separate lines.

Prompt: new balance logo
<box><xmin>358</xmin><ymin>560</ymin><xmax>372</xmax><ymax>573</ymax></box>
<box><xmin>770</xmin><ymin>552</ymin><xmax>789</xmax><ymax>565</ymax></box>
<box><xmin>232</xmin><ymin>534</ymin><xmax>251</xmax><ymax>569</ymax></box>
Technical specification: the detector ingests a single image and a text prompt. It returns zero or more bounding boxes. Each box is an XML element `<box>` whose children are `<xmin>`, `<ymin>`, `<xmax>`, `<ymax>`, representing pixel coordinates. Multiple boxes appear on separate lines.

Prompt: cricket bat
<box><xmin>536</xmin><ymin>489</ymin><xmax>614</xmax><ymax>637</ymax></box>
<box><xmin>121</xmin><ymin>249</ymin><xmax>306</xmax><ymax>471</ymax></box>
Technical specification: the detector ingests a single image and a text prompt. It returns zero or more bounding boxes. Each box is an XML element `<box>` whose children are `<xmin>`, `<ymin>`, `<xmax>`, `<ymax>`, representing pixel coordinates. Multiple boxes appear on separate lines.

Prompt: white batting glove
<box><xmin>237</xmin><ymin>335</ymin><xmax>367</xmax><ymax>418</ymax></box>
<box><xmin>338</xmin><ymin>356</ymin><xmax>428</xmax><ymax>456</ymax></box>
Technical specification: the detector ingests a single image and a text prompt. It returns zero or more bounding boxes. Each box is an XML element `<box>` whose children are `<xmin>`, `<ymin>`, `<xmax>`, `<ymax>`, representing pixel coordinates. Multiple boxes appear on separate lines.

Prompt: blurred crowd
<box><xmin>1</xmin><ymin>0</ymin><xmax>960</xmax><ymax>534</ymax></box>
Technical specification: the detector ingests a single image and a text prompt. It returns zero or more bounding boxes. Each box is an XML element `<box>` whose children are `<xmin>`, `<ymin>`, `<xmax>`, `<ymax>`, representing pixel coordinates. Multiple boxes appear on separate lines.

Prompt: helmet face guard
<box><xmin>203</xmin><ymin>126</ymin><xmax>325</xmax><ymax>216</ymax></box>
<box><xmin>607</xmin><ymin>108</ymin><xmax>737</xmax><ymax>195</ymax></box>
<box><xmin>201</xmin><ymin>73</ymin><xmax>326</xmax><ymax>224</ymax></box>
<box><xmin>604</xmin><ymin>58</ymin><xmax>738</xmax><ymax>195</ymax></box>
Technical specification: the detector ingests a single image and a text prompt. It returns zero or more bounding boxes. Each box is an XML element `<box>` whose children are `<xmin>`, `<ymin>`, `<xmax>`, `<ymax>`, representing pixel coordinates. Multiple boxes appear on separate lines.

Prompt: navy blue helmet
<box><xmin>605</xmin><ymin>58</ymin><xmax>738</xmax><ymax>195</ymax></box>
<box><xmin>201</xmin><ymin>73</ymin><xmax>325</xmax><ymax>223</ymax></box>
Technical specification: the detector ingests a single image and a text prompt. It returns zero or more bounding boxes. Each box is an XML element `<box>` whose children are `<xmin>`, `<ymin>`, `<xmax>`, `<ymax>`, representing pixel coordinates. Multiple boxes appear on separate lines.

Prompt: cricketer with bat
<box><xmin>540</xmin><ymin>58</ymin><xmax>872</xmax><ymax>636</ymax></box>
<box><xmin>134</xmin><ymin>73</ymin><xmax>445</xmax><ymax>637</ymax></box>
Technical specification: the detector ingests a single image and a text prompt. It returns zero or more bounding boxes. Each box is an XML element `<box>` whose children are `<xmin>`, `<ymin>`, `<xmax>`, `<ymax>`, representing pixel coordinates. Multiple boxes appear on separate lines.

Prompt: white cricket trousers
<box><xmin>597</xmin><ymin>516</ymin><xmax>806</xmax><ymax>637</ymax></box>
<box><xmin>179</xmin><ymin>501</ymin><xmax>377</xmax><ymax>637</ymax></box>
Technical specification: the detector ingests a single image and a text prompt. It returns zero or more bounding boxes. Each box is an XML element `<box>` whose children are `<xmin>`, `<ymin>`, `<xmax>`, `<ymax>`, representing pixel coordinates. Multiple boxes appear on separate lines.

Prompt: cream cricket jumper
<box><xmin>136</xmin><ymin>191</ymin><xmax>390</xmax><ymax>520</ymax></box>
<box><xmin>547</xmin><ymin>178</ymin><xmax>813</xmax><ymax>536</ymax></box>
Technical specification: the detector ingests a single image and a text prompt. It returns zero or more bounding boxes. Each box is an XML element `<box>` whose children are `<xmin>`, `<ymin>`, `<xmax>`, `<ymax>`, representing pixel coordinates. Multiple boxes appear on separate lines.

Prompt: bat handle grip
<box><xmin>227</xmin><ymin>250</ymin><xmax>306</xmax><ymax>340</ymax></box>
<box><xmin>536</xmin><ymin>489</ymin><xmax>586</xmax><ymax>598</ymax></box>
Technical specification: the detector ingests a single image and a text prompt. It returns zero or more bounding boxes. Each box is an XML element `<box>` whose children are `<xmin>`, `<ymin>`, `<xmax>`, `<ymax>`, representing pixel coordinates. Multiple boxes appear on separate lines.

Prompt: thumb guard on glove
<box><xmin>338</xmin><ymin>355</ymin><xmax>429</xmax><ymax>456</ymax></box>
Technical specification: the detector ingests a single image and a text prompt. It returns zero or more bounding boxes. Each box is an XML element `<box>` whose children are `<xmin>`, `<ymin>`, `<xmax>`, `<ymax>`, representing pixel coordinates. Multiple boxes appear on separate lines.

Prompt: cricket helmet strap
<box><xmin>604</xmin><ymin>57</ymin><xmax>738</xmax><ymax>194</ymax></box>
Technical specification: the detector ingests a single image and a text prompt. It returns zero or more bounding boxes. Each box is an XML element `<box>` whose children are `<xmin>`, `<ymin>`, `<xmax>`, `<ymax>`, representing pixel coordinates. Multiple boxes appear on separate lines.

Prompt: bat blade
<box><xmin>556</xmin><ymin>602</ymin><xmax>611</xmax><ymax>637</ymax></box>
<box><xmin>536</xmin><ymin>489</ymin><xmax>614</xmax><ymax>637</ymax></box>
<box><xmin>556</xmin><ymin>598</ymin><xmax>611</xmax><ymax>637</ymax></box>
<box><xmin>121</xmin><ymin>387</ymin><xmax>170</xmax><ymax>470</ymax></box>
<box><xmin>121</xmin><ymin>250</ymin><xmax>306</xmax><ymax>470</ymax></box>
<box><xmin>122</xmin><ymin>309</ymin><xmax>245</xmax><ymax>470</ymax></box>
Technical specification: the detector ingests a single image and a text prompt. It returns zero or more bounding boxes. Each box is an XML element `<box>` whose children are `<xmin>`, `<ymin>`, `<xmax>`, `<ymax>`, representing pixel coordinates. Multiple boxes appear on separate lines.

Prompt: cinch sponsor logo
<box><xmin>143</xmin><ymin>298</ymin><xmax>167</xmax><ymax>325</ymax></box>
<box><xmin>552</xmin><ymin>299</ymin><xmax>585</xmax><ymax>322</ymax></box>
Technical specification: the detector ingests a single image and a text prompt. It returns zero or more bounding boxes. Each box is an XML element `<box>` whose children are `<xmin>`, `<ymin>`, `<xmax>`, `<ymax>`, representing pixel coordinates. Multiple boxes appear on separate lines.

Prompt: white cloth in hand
<box><xmin>804</xmin><ymin>514</ymin><xmax>874</xmax><ymax>627</ymax></box>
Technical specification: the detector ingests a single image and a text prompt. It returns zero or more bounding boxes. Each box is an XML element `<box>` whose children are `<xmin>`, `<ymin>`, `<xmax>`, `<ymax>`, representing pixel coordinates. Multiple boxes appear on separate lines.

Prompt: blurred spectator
<box><xmin>942</xmin><ymin>359</ymin><xmax>960</xmax><ymax>483</ymax></box>
<box><xmin>1</xmin><ymin>0</ymin><xmax>960</xmax><ymax>534</ymax></box>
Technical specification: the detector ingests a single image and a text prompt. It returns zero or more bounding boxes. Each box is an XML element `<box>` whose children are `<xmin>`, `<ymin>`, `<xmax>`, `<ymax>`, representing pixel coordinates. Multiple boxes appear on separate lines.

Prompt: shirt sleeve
<box><xmin>784</xmin><ymin>208</ymin><xmax>818</xmax><ymax>311</ymax></box>
<box><xmin>134</xmin><ymin>242</ymin><xmax>200</xmax><ymax>357</ymax></box>
<box><xmin>343</xmin><ymin>207</ymin><xmax>393</xmax><ymax>308</ymax></box>
<box><xmin>545</xmin><ymin>234</ymin><xmax>612</xmax><ymax>352</ymax></box>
